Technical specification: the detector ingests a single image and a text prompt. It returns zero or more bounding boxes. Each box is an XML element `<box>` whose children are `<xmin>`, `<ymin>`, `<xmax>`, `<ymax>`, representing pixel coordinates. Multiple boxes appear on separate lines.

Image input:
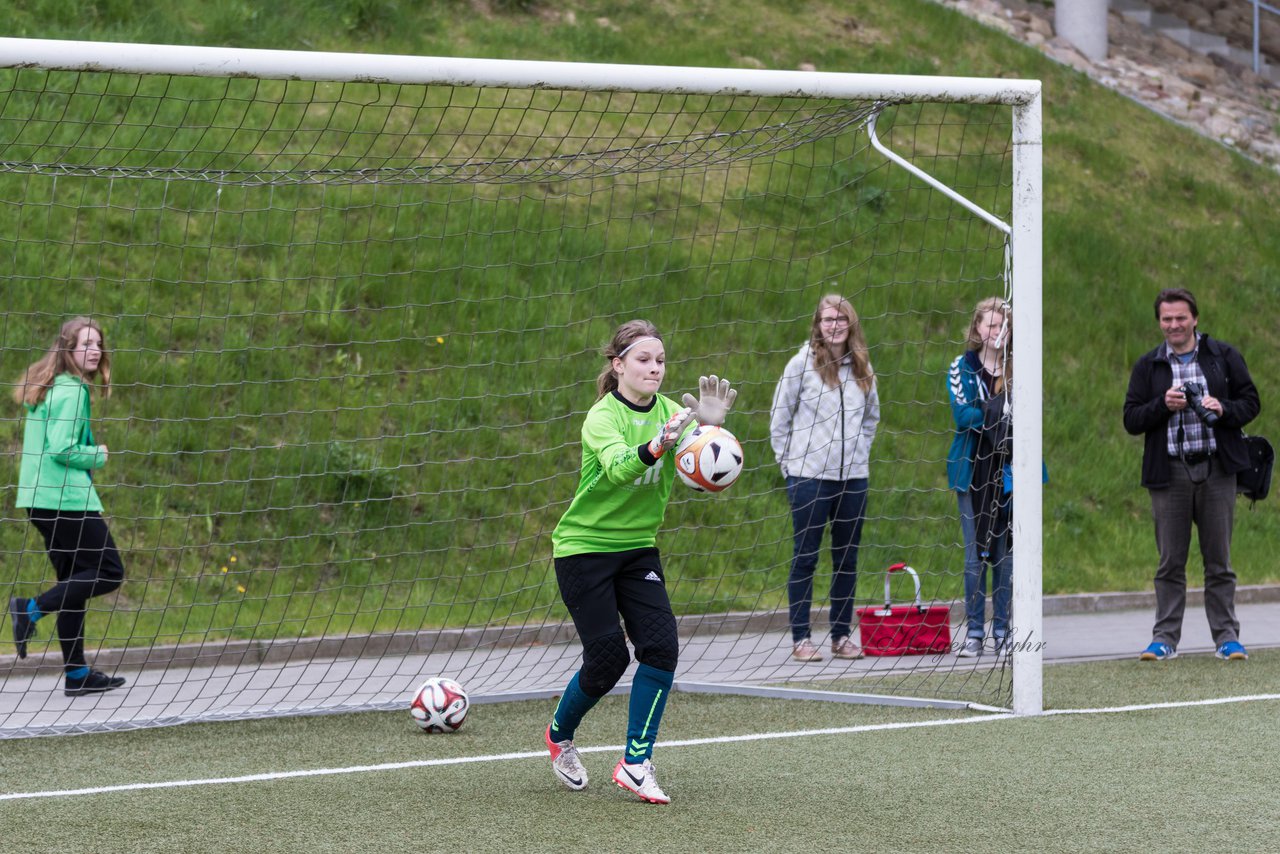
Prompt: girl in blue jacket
<box><xmin>9</xmin><ymin>317</ymin><xmax>126</xmax><ymax>696</ymax></box>
<box><xmin>946</xmin><ymin>298</ymin><xmax>1013</xmax><ymax>658</ymax></box>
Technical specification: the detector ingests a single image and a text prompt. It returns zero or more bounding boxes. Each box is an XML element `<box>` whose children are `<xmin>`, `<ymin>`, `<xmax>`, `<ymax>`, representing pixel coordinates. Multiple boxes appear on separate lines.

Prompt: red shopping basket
<box><xmin>856</xmin><ymin>563</ymin><xmax>951</xmax><ymax>656</ymax></box>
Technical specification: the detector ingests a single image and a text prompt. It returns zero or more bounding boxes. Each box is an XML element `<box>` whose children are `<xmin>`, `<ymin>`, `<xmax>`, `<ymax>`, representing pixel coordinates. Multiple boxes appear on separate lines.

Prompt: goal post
<box><xmin>0</xmin><ymin>36</ymin><xmax>1043</xmax><ymax>737</ymax></box>
<box><xmin>1010</xmin><ymin>93</ymin><xmax>1044</xmax><ymax>717</ymax></box>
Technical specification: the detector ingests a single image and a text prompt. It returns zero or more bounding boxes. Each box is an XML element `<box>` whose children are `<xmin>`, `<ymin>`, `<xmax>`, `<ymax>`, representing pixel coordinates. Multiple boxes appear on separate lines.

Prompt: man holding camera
<box><xmin>1124</xmin><ymin>288</ymin><xmax>1259</xmax><ymax>662</ymax></box>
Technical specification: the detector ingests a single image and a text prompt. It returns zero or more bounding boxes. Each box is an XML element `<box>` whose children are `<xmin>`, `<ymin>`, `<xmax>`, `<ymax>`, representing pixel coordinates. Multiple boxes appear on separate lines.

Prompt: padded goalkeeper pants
<box><xmin>553</xmin><ymin>547</ymin><xmax>679</xmax><ymax>697</ymax></box>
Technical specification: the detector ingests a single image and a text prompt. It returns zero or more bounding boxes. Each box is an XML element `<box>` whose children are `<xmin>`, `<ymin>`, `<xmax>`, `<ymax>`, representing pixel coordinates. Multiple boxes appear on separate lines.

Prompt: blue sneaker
<box><xmin>1215</xmin><ymin>640</ymin><xmax>1248</xmax><ymax>661</ymax></box>
<box><xmin>1139</xmin><ymin>641</ymin><xmax>1176</xmax><ymax>661</ymax></box>
<box><xmin>9</xmin><ymin>597</ymin><xmax>36</xmax><ymax>660</ymax></box>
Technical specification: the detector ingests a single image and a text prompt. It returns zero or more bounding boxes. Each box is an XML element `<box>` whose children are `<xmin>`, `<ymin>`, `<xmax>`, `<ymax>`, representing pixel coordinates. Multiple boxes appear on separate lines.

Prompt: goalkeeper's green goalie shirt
<box><xmin>552</xmin><ymin>390</ymin><xmax>686</xmax><ymax>558</ymax></box>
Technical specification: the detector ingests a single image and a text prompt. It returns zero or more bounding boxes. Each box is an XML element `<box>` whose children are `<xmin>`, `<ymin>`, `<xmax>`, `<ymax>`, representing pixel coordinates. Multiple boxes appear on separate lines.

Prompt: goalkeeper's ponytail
<box><xmin>597</xmin><ymin>320</ymin><xmax>662</xmax><ymax>400</ymax></box>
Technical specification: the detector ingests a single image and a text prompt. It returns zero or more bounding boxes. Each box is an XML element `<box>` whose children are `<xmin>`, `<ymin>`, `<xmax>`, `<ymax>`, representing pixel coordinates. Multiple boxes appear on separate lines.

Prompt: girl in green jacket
<box><xmin>9</xmin><ymin>317</ymin><xmax>126</xmax><ymax>697</ymax></box>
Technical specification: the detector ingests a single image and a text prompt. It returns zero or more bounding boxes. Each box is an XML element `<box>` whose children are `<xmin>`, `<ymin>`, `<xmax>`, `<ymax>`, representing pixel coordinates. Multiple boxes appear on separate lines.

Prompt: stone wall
<box><xmin>1145</xmin><ymin>0</ymin><xmax>1280</xmax><ymax>61</ymax></box>
<box><xmin>938</xmin><ymin>0</ymin><xmax>1280</xmax><ymax>169</ymax></box>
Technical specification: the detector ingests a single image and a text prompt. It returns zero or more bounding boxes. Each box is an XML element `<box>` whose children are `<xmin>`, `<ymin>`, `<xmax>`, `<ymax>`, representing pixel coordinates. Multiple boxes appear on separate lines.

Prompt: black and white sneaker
<box><xmin>65</xmin><ymin>670</ymin><xmax>127</xmax><ymax>697</ymax></box>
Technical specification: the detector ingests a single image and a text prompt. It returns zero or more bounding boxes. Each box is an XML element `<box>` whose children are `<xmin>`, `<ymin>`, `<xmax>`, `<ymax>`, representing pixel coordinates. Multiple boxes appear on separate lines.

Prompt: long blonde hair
<box><xmin>596</xmin><ymin>319</ymin><xmax>662</xmax><ymax>400</ymax></box>
<box><xmin>966</xmin><ymin>296</ymin><xmax>1011</xmax><ymax>394</ymax></box>
<box><xmin>13</xmin><ymin>316</ymin><xmax>112</xmax><ymax>407</ymax></box>
<box><xmin>809</xmin><ymin>294</ymin><xmax>874</xmax><ymax>394</ymax></box>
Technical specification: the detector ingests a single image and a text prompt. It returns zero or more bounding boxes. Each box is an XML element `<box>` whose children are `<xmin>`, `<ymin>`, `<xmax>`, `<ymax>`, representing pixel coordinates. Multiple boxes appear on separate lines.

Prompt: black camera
<box><xmin>1180</xmin><ymin>382</ymin><xmax>1220</xmax><ymax>427</ymax></box>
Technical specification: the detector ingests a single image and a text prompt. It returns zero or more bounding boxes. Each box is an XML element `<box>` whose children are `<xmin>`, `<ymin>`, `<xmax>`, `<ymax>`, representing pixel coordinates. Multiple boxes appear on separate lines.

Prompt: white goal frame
<box><xmin>0</xmin><ymin>37</ymin><xmax>1043</xmax><ymax>716</ymax></box>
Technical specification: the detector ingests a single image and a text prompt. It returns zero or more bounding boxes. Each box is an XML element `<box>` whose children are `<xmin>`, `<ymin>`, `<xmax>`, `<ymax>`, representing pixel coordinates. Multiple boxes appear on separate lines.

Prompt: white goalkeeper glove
<box><xmin>647</xmin><ymin>406</ymin><xmax>694</xmax><ymax>459</ymax></box>
<box><xmin>681</xmin><ymin>375</ymin><xmax>737</xmax><ymax>427</ymax></box>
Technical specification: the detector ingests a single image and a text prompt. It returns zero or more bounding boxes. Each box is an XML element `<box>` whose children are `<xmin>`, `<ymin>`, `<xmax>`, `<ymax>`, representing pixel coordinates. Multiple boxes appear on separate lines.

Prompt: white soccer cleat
<box><xmin>612</xmin><ymin>758</ymin><xmax>670</xmax><ymax>805</ymax></box>
<box><xmin>545</xmin><ymin>725</ymin><xmax>588</xmax><ymax>791</ymax></box>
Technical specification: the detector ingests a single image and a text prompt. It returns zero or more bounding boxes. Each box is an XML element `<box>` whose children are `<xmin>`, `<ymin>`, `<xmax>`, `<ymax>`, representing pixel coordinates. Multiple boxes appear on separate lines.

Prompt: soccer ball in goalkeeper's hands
<box><xmin>410</xmin><ymin>676</ymin><xmax>470</xmax><ymax>733</ymax></box>
<box><xmin>675</xmin><ymin>425</ymin><xmax>744</xmax><ymax>493</ymax></box>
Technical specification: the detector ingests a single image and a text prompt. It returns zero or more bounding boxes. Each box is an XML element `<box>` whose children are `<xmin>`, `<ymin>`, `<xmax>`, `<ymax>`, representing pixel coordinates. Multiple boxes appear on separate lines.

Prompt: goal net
<box><xmin>0</xmin><ymin>39</ymin><xmax>1042</xmax><ymax>737</ymax></box>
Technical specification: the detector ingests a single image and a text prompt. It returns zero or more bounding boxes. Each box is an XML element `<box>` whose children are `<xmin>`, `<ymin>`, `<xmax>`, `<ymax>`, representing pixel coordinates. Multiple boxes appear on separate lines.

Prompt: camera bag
<box><xmin>1237</xmin><ymin>434</ymin><xmax>1274</xmax><ymax>504</ymax></box>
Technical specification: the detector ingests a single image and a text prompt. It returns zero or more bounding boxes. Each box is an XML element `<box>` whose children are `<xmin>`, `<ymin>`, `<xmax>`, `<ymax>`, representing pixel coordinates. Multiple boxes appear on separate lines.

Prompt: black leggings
<box><xmin>27</xmin><ymin>509</ymin><xmax>126</xmax><ymax>668</ymax></box>
<box><xmin>554</xmin><ymin>547</ymin><xmax>679</xmax><ymax>697</ymax></box>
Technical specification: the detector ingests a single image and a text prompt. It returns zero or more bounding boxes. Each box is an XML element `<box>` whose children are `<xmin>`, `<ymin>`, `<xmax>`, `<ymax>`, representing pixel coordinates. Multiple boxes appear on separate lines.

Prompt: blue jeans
<box><xmin>785</xmin><ymin>476</ymin><xmax>868</xmax><ymax>643</ymax></box>
<box><xmin>957</xmin><ymin>490</ymin><xmax>1011</xmax><ymax>640</ymax></box>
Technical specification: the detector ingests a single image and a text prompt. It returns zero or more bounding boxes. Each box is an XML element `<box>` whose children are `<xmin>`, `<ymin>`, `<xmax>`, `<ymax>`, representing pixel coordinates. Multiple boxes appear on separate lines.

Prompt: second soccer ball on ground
<box><xmin>409</xmin><ymin>676</ymin><xmax>470</xmax><ymax>733</ymax></box>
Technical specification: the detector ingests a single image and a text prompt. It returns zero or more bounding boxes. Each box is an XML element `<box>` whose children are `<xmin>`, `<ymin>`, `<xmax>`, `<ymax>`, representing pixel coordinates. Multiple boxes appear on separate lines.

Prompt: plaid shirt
<box><xmin>1166</xmin><ymin>335</ymin><xmax>1216</xmax><ymax>457</ymax></box>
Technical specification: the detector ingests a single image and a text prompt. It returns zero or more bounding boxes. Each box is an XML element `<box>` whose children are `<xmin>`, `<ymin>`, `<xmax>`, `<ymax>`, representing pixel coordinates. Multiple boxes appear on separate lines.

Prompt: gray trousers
<box><xmin>1149</xmin><ymin>457</ymin><xmax>1240</xmax><ymax>647</ymax></box>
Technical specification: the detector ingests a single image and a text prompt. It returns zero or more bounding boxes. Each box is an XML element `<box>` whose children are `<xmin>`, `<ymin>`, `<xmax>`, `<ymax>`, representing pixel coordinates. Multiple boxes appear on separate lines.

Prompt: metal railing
<box><xmin>1249</xmin><ymin>0</ymin><xmax>1280</xmax><ymax>74</ymax></box>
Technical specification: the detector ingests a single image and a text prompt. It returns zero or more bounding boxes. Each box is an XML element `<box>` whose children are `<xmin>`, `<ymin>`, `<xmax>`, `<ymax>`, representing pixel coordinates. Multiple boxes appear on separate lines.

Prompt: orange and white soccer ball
<box><xmin>409</xmin><ymin>676</ymin><xmax>470</xmax><ymax>733</ymax></box>
<box><xmin>674</xmin><ymin>425</ymin><xmax>744</xmax><ymax>493</ymax></box>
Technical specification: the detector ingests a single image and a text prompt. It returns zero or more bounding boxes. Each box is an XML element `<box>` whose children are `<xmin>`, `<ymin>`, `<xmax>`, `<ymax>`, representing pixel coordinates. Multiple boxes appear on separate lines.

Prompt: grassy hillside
<box><xmin>1</xmin><ymin>0</ymin><xmax>1278</xmax><ymax>653</ymax></box>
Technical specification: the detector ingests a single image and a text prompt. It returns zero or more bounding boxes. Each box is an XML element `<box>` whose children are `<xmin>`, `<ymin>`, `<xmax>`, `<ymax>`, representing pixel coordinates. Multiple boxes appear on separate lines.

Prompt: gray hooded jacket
<box><xmin>770</xmin><ymin>344</ymin><xmax>880</xmax><ymax>480</ymax></box>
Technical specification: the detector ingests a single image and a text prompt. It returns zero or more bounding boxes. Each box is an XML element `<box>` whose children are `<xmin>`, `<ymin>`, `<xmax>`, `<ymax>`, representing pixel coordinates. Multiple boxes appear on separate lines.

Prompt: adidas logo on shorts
<box><xmin>644</xmin><ymin>571</ymin><xmax>662</xmax><ymax>582</ymax></box>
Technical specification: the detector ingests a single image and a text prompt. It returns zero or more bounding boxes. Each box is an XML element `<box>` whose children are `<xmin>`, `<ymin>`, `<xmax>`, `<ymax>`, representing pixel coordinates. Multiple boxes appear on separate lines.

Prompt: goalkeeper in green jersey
<box><xmin>543</xmin><ymin>319</ymin><xmax>736</xmax><ymax>805</ymax></box>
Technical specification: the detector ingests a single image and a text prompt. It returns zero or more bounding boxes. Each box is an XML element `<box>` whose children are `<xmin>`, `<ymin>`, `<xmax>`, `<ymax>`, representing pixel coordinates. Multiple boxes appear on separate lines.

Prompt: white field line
<box><xmin>2</xmin><ymin>714</ymin><xmax>1013</xmax><ymax>802</ymax></box>
<box><xmin>1041</xmin><ymin>692</ymin><xmax>1280</xmax><ymax>715</ymax></box>
<box><xmin>4</xmin><ymin>692</ymin><xmax>1279</xmax><ymax>802</ymax></box>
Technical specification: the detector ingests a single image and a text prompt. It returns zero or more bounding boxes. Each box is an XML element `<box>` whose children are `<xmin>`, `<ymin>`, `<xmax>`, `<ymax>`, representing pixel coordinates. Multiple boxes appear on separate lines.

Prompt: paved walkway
<box><xmin>3</xmin><ymin>590</ymin><xmax>1278</xmax><ymax>737</ymax></box>
<box><xmin>1044</xmin><ymin>599</ymin><xmax>1280</xmax><ymax>662</ymax></box>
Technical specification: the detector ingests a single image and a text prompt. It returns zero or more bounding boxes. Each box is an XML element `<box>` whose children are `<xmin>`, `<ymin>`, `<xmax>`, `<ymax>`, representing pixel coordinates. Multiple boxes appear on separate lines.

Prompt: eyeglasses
<box><xmin>819</xmin><ymin>316</ymin><xmax>850</xmax><ymax>326</ymax></box>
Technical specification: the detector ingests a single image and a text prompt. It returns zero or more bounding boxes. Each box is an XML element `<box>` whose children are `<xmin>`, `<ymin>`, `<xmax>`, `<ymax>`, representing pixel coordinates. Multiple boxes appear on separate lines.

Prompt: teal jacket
<box><xmin>16</xmin><ymin>373</ymin><xmax>106</xmax><ymax>511</ymax></box>
<box><xmin>946</xmin><ymin>350</ymin><xmax>986</xmax><ymax>492</ymax></box>
<box><xmin>946</xmin><ymin>350</ymin><xmax>1047</xmax><ymax>494</ymax></box>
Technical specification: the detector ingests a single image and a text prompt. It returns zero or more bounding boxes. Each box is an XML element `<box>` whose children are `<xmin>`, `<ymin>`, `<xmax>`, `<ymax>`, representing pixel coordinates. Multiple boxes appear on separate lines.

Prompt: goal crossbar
<box><xmin>0</xmin><ymin>36</ymin><xmax>1040</xmax><ymax>104</ymax></box>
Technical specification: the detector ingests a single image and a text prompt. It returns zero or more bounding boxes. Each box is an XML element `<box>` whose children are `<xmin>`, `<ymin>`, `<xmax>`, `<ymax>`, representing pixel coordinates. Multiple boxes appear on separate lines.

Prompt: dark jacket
<box><xmin>972</xmin><ymin>392</ymin><xmax>1011</xmax><ymax>558</ymax></box>
<box><xmin>1123</xmin><ymin>333</ymin><xmax>1260</xmax><ymax>488</ymax></box>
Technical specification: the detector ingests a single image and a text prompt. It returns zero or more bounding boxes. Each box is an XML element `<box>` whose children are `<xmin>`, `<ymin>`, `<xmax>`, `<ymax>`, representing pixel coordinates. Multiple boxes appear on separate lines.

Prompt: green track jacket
<box><xmin>16</xmin><ymin>373</ymin><xmax>105</xmax><ymax>511</ymax></box>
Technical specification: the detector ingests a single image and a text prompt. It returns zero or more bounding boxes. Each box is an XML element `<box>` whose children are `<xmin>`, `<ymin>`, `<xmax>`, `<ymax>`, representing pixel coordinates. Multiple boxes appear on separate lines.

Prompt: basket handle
<box><xmin>884</xmin><ymin>562</ymin><xmax>924</xmax><ymax>610</ymax></box>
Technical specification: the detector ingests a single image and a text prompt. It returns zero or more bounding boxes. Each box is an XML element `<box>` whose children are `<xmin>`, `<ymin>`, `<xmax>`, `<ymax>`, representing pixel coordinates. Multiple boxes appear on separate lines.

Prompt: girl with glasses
<box><xmin>770</xmin><ymin>295</ymin><xmax>879</xmax><ymax>662</ymax></box>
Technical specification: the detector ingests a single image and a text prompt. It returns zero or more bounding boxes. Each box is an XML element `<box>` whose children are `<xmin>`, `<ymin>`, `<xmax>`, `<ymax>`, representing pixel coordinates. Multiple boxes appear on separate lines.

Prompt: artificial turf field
<box><xmin>3</xmin><ymin>649</ymin><xmax>1278</xmax><ymax>853</ymax></box>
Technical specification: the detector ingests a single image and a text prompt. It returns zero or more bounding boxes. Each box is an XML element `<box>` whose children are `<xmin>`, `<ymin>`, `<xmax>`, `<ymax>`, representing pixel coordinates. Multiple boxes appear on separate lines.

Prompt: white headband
<box><xmin>616</xmin><ymin>336</ymin><xmax>661</xmax><ymax>360</ymax></box>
